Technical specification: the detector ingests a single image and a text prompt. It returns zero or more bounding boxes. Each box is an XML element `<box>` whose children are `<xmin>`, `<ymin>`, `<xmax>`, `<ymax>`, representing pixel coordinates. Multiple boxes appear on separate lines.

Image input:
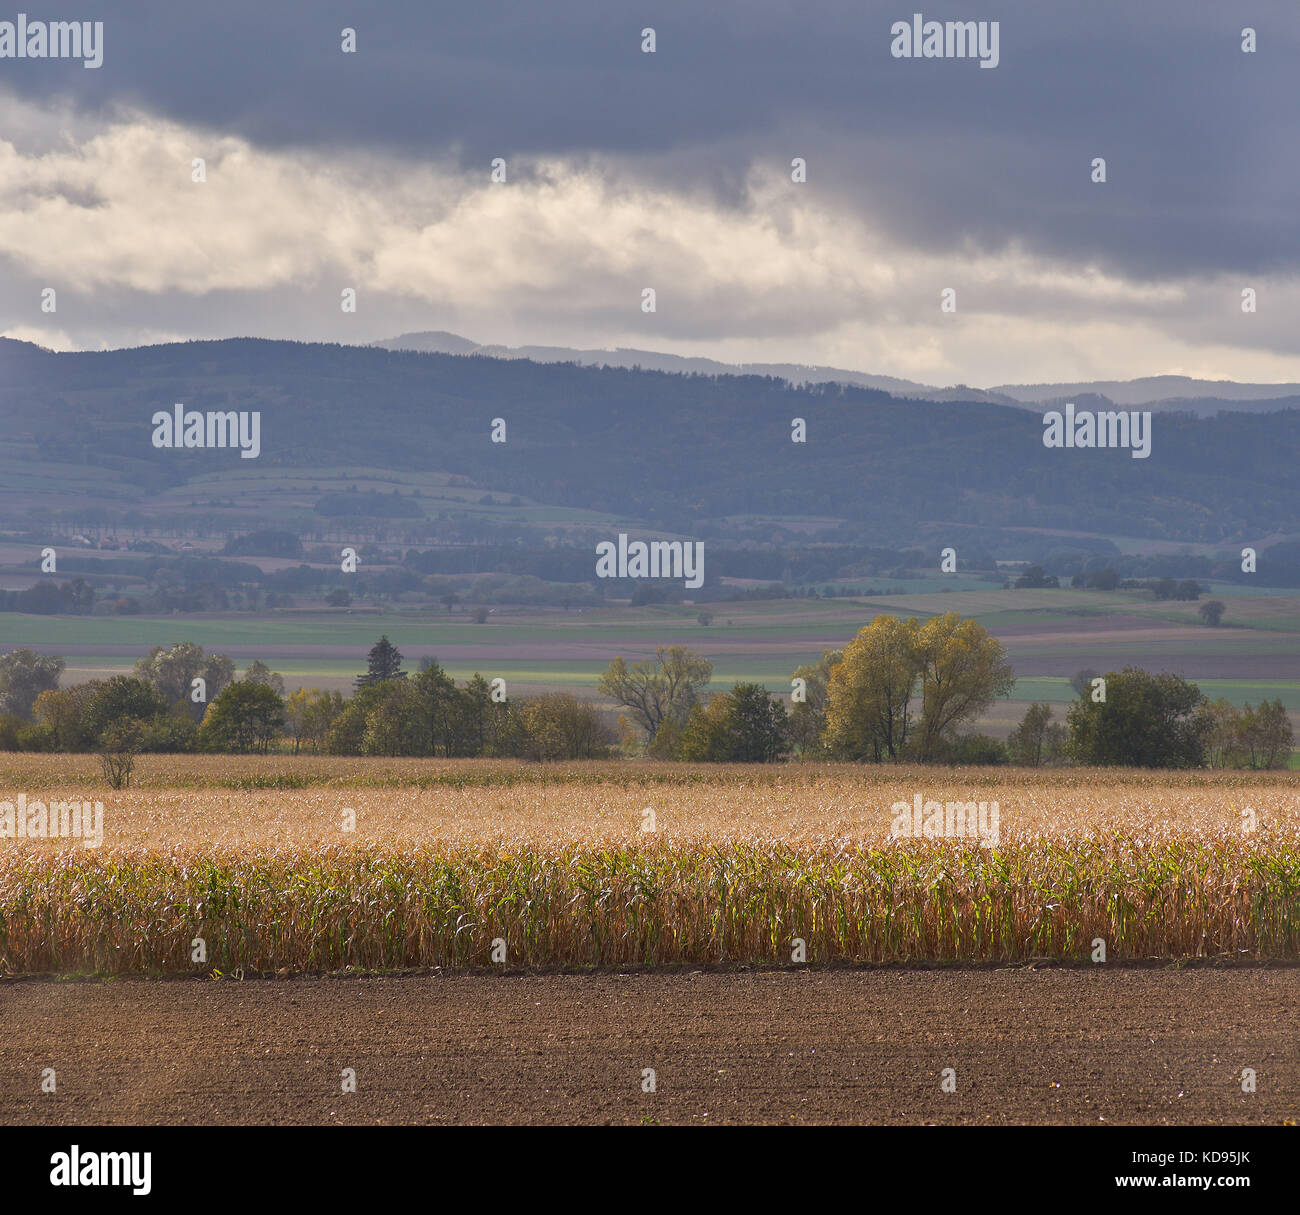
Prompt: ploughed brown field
<box><xmin>4</xmin><ymin>969</ymin><xmax>1298</xmax><ymax>1126</ymax></box>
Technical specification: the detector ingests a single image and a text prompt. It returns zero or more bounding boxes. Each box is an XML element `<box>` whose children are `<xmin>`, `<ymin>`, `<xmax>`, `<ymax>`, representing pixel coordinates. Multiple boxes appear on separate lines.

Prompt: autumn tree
<box><xmin>646</xmin><ymin>714</ymin><xmax>687</xmax><ymax>759</ymax></box>
<box><xmin>1196</xmin><ymin>697</ymin><xmax>1244</xmax><ymax>768</ymax></box>
<box><xmin>410</xmin><ymin>659</ymin><xmax>461</xmax><ymax>756</ymax></box>
<box><xmin>452</xmin><ymin>673</ymin><xmax>499</xmax><ymax>757</ymax></box>
<box><xmin>82</xmin><ymin>676</ymin><xmax>168</xmax><ymax>743</ymax></box>
<box><xmin>912</xmin><ymin>613</ymin><xmax>1016</xmax><ymax>762</ymax></box>
<box><xmin>679</xmin><ymin>683</ymin><xmax>788</xmax><ymax>762</ymax></box>
<box><xmin>597</xmin><ymin>646</ymin><xmax>713</xmax><ymax>741</ymax></box>
<box><xmin>32</xmin><ymin>686</ymin><xmax>95</xmax><ymax>752</ymax></box>
<box><xmin>726</xmin><ymin>683</ymin><xmax>789</xmax><ymax>762</ymax></box>
<box><xmin>676</xmin><ymin>697</ymin><xmax>732</xmax><ymax>762</ymax></box>
<box><xmin>468</xmin><ymin>674</ymin><xmax>523</xmax><ymax>758</ymax></box>
<box><xmin>823</xmin><ymin>616</ymin><xmax>920</xmax><ymax>760</ymax></box>
<box><xmin>242</xmin><ymin>660</ymin><xmax>286</xmax><ymax>697</ymax></box>
<box><xmin>359</xmin><ymin>681</ymin><xmax>420</xmax><ymax>757</ymax></box>
<box><xmin>198</xmin><ymin>680</ymin><xmax>286</xmax><ymax>754</ymax></box>
<box><xmin>1238</xmin><ymin>699</ymin><xmax>1293</xmax><ymax>770</ymax></box>
<box><xmin>326</xmin><ymin>681</ymin><xmax>394</xmax><ymax>754</ymax></box>
<box><xmin>824</xmin><ymin>613</ymin><xmax>1013</xmax><ymax>762</ymax></box>
<box><xmin>516</xmin><ymin>694</ymin><xmax>614</xmax><ymax>760</ymax></box>
<box><xmin>284</xmin><ymin>688</ymin><xmax>344</xmax><ymax>754</ymax></box>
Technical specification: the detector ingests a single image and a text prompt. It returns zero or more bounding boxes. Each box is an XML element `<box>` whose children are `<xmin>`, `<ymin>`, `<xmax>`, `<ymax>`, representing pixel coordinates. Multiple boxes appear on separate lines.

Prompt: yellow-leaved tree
<box><xmin>822</xmin><ymin>612</ymin><xmax>1013</xmax><ymax>761</ymax></box>
<box><xmin>823</xmin><ymin>615</ymin><xmax>921</xmax><ymax>760</ymax></box>
<box><xmin>912</xmin><ymin>612</ymin><xmax>1015</xmax><ymax>761</ymax></box>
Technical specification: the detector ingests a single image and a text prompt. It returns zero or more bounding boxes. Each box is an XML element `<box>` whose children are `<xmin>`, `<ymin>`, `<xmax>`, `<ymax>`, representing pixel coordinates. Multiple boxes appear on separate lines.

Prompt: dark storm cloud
<box><xmin>5</xmin><ymin>0</ymin><xmax>1296</xmax><ymax>279</ymax></box>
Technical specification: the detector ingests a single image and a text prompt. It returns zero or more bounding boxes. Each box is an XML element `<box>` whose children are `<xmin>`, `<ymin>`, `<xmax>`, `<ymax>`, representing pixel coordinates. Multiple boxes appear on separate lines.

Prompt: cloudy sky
<box><xmin>1</xmin><ymin>1</ymin><xmax>1296</xmax><ymax>386</ymax></box>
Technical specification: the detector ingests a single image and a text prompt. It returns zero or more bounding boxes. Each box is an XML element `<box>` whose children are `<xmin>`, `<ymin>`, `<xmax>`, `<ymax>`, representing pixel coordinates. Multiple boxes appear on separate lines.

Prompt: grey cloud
<box><xmin>4</xmin><ymin>1</ymin><xmax>1295</xmax><ymax>279</ymax></box>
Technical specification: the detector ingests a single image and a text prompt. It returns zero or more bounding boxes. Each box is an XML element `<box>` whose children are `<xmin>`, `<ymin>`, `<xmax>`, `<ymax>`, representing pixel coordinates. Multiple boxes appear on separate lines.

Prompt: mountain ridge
<box><xmin>8</xmin><ymin>332</ymin><xmax>1299</xmax><ymax>416</ymax></box>
<box><xmin>0</xmin><ymin>335</ymin><xmax>1295</xmax><ymax>554</ymax></box>
<box><xmin>371</xmin><ymin>330</ymin><xmax>1300</xmax><ymax>412</ymax></box>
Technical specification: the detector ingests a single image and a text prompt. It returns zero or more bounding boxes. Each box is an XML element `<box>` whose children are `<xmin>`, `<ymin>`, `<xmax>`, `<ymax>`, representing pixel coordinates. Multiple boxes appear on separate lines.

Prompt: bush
<box><xmin>1067</xmin><ymin>668</ymin><xmax>1206</xmax><ymax>767</ymax></box>
<box><xmin>935</xmin><ymin>733</ymin><xmax>1008</xmax><ymax>765</ymax></box>
<box><xmin>96</xmin><ymin>718</ymin><xmax>145</xmax><ymax>789</ymax></box>
<box><xmin>1199</xmin><ymin>599</ymin><xmax>1226</xmax><ymax>626</ymax></box>
<box><xmin>0</xmin><ymin>713</ymin><xmax>23</xmax><ymax>750</ymax></box>
<box><xmin>15</xmin><ymin>722</ymin><xmax>56</xmax><ymax>752</ymax></box>
<box><xmin>141</xmin><ymin>708</ymin><xmax>198</xmax><ymax>753</ymax></box>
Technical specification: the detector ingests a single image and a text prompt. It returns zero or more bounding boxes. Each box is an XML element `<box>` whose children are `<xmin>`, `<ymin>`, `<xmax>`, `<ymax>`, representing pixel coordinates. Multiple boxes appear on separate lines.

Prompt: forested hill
<box><xmin>1</xmin><ymin>337</ymin><xmax>1296</xmax><ymax>544</ymax></box>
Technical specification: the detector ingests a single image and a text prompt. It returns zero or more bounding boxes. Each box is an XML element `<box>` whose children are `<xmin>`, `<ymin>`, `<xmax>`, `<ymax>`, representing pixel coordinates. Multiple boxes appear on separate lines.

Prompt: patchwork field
<box><xmin>4</xmin><ymin>585</ymin><xmax>1300</xmax><ymax>733</ymax></box>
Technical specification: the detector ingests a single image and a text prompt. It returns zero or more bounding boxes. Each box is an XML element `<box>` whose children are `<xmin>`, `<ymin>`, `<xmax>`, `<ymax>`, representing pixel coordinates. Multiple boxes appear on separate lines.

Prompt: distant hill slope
<box><xmin>994</xmin><ymin>375</ymin><xmax>1300</xmax><ymax>406</ymax></box>
<box><xmin>0</xmin><ymin>336</ymin><xmax>1297</xmax><ymax>545</ymax></box>
<box><xmin>372</xmin><ymin>331</ymin><xmax>1300</xmax><ymax>413</ymax></box>
<box><xmin>372</xmin><ymin>330</ymin><xmax>1016</xmax><ymax>404</ymax></box>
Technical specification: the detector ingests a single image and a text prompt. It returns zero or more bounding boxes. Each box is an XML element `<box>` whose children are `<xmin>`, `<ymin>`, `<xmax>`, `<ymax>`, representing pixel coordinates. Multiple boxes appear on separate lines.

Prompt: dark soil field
<box><xmin>3</xmin><ymin>969</ymin><xmax>1296</xmax><ymax>1126</ymax></box>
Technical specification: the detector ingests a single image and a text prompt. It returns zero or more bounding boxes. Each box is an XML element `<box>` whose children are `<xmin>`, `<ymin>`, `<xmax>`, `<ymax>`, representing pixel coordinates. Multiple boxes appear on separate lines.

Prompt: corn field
<box><xmin>2</xmin><ymin>832</ymin><xmax>1299</xmax><ymax>974</ymax></box>
<box><xmin>3</xmin><ymin>761</ymin><xmax>1298</xmax><ymax>974</ymax></box>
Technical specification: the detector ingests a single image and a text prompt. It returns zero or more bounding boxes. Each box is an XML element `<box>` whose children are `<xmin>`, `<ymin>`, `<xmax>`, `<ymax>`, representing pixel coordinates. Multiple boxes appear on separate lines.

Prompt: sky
<box><xmin>0</xmin><ymin>1</ymin><xmax>1296</xmax><ymax>387</ymax></box>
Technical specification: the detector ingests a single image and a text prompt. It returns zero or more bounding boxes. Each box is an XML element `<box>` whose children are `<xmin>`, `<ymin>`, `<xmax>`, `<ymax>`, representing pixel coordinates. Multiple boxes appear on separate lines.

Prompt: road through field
<box><xmin>3</xmin><ymin>969</ymin><xmax>1297</xmax><ymax>1125</ymax></box>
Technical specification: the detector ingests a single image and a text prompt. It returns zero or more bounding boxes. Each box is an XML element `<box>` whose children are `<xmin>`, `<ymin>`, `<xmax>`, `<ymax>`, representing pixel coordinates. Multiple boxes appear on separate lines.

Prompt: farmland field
<box><xmin>4</xmin><ymin>970</ymin><xmax>1297</xmax><ymax>1126</ymax></box>
<box><xmin>3</xmin><ymin>759</ymin><xmax>1298</xmax><ymax>973</ymax></box>
<box><xmin>3</xmin><ymin>758</ymin><xmax>1299</xmax><ymax>1127</ymax></box>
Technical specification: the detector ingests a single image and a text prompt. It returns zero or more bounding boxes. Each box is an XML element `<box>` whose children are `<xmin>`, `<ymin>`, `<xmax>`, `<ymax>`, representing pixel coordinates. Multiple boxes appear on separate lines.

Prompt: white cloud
<box><xmin>0</xmin><ymin>322</ymin><xmax>74</xmax><ymax>350</ymax></box>
<box><xmin>1</xmin><ymin>94</ymin><xmax>1297</xmax><ymax>386</ymax></box>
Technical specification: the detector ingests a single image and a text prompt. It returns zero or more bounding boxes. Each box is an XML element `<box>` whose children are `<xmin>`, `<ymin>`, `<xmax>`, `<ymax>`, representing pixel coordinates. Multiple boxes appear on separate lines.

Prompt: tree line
<box><xmin>595</xmin><ymin>613</ymin><xmax>1290</xmax><ymax>768</ymax></box>
<box><xmin>0</xmin><ymin>613</ymin><xmax>1291</xmax><ymax>779</ymax></box>
<box><xmin>0</xmin><ymin>638</ymin><xmax>617</xmax><ymax>784</ymax></box>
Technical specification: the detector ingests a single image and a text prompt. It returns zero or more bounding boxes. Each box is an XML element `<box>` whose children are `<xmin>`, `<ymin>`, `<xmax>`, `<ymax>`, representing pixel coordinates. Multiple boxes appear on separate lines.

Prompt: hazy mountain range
<box><xmin>373</xmin><ymin>332</ymin><xmax>1300</xmax><ymax>416</ymax></box>
<box><xmin>1</xmin><ymin>335</ymin><xmax>1296</xmax><ymax>564</ymax></box>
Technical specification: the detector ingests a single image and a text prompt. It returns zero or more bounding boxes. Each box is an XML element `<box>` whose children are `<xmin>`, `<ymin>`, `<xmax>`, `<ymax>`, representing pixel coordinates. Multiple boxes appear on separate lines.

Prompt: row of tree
<box><xmin>595</xmin><ymin>617</ymin><xmax>1291</xmax><ymax>769</ymax></box>
<box><xmin>0</xmin><ymin>639</ymin><xmax>617</xmax><ymax>774</ymax></box>
<box><xmin>0</xmin><ymin>617</ymin><xmax>1291</xmax><ymax>771</ymax></box>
